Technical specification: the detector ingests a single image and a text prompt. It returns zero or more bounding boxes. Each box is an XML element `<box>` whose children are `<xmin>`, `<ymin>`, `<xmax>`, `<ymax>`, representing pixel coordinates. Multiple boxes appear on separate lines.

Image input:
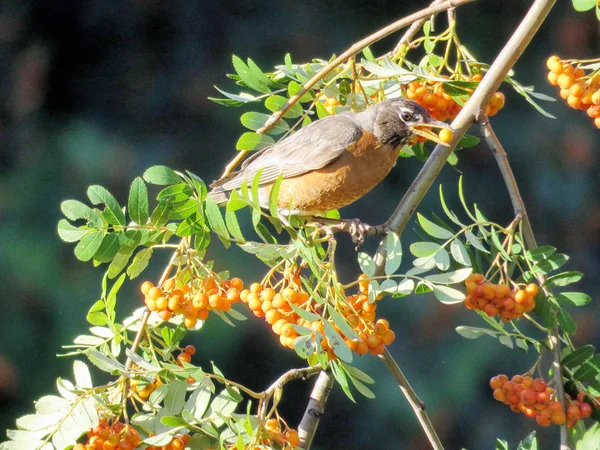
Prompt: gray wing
<box><xmin>210</xmin><ymin>114</ymin><xmax>362</xmax><ymax>192</ymax></box>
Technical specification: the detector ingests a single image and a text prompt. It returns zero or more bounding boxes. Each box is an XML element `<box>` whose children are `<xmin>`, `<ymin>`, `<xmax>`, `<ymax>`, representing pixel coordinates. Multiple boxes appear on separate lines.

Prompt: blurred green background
<box><xmin>0</xmin><ymin>0</ymin><xmax>599</xmax><ymax>448</ymax></box>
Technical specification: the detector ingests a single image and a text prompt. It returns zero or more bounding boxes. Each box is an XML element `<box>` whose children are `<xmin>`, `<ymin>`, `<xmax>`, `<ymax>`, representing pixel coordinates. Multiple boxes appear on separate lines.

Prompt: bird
<box><xmin>208</xmin><ymin>98</ymin><xmax>451</xmax><ymax>241</ymax></box>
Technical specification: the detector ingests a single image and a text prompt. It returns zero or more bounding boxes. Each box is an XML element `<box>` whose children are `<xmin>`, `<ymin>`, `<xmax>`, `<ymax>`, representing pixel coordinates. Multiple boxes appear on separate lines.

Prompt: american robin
<box><xmin>209</xmin><ymin>98</ymin><xmax>451</xmax><ymax>237</ymax></box>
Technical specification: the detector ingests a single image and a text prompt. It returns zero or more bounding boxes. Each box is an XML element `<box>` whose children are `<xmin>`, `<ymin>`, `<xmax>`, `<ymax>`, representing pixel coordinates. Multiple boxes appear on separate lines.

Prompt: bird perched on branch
<box><xmin>209</xmin><ymin>98</ymin><xmax>451</xmax><ymax>242</ymax></box>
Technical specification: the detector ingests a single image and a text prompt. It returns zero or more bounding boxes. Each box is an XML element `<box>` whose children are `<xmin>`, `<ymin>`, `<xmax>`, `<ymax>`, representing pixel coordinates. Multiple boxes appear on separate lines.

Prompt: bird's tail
<box><xmin>206</xmin><ymin>188</ymin><xmax>229</xmax><ymax>206</ymax></box>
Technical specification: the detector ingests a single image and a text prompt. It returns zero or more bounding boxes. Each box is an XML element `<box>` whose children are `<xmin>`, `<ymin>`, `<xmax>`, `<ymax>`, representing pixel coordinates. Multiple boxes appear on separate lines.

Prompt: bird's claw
<box><xmin>344</xmin><ymin>218</ymin><xmax>373</xmax><ymax>248</ymax></box>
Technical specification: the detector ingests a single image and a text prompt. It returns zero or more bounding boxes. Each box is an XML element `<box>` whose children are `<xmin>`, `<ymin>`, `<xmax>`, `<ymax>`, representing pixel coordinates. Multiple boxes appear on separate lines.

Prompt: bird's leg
<box><xmin>305</xmin><ymin>217</ymin><xmax>390</xmax><ymax>247</ymax></box>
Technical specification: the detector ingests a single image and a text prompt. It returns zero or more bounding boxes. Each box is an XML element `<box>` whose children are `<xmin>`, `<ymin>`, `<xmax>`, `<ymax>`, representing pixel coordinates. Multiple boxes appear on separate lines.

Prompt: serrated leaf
<box><xmin>562</xmin><ymin>345</ymin><xmax>595</xmax><ymax>369</ymax></box>
<box><xmin>87</xmin><ymin>185</ymin><xmax>125</xmax><ymax>226</ymax></box>
<box><xmin>143</xmin><ymin>165</ymin><xmax>181</xmax><ymax>185</ymax></box>
<box><xmin>526</xmin><ymin>245</ymin><xmax>556</xmax><ymax>262</ymax></box>
<box><xmin>240</xmin><ymin>112</ymin><xmax>289</xmax><ymax>135</ymax></box>
<box><xmin>93</xmin><ymin>233</ymin><xmax>121</xmax><ymax>263</ymax></box>
<box><xmin>87</xmin><ymin>350</ymin><xmax>126</xmax><ymax>373</ymax></box>
<box><xmin>557</xmin><ymin>308</ymin><xmax>577</xmax><ymax>334</ymax></box>
<box><xmin>61</xmin><ymin>199</ymin><xmax>95</xmax><ymax>222</ymax></box>
<box><xmin>128</xmin><ymin>177</ymin><xmax>149</xmax><ymax>224</ymax></box>
<box><xmin>384</xmin><ymin>232</ymin><xmax>402</xmax><ymax>276</ymax></box>
<box><xmin>232</xmin><ymin>55</ymin><xmax>271</xmax><ymax>94</ymax></box>
<box><xmin>532</xmin><ymin>253</ymin><xmax>569</xmax><ymax>275</ymax></box>
<box><xmin>126</xmin><ymin>248</ymin><xmax>153</xmax><ymax>279</ymax></box>
<box><xmin>73</xmin><ymin>361</ymin><xmax>93</xmax><ymax>389</ymax></box>
<box><xmin>432</xmin><ymin>284</ymin><xmax>465</xmax><ymax>304</ymax></box>
<box><xmin>224</xmin><ymin>210</ymin><xmax>245</xmax><ymax>242</ymax></box>
<box><xmin>74</xmin><ymin>231</ymin><xmax>104</xmax><ymax>261</ymax></box>
<box><xmin>236</xmin><ymin>132</ymin><xmax>275</xmax><ymax>151</ymax></box>
<box><xmin>425</xmin><ymin>268</ymin><xmax>472</xmax><ymax>284</ymax></box>
<box><xmin>417</xmin><ymin>213</ymin><xmax>454</xmax><ymax>239</ymax></box>
<box><xmin>554</xmin><ymin>292</ymin><xmax>592</xmax><ymax>307</ymax></box>
<box><xmin>573</xmin><ymin>355</ymin><xmax>600</xmax><ymax>381</ymax></box>
<box><xmin>410</xmin><ymin>241</ymin><xmax>441</xmax><ymax>257</ymax></box>
<box><xmin>264</xmin><ymin>95</ymin><xmax>303</xmax><ymax>118</ymax></box>
<box><xmin>205</xmin><ymin>197</ymin><xmax>230</xmax><ymax>241</ymax></box>
<box><xmin>287</xmin><ymin>81</ymin><xmax>314</xmax><ymax>103</ymax></box>
<box><xmin>107</xmin><ymin>249</ymin><xmax>133</xmax><ymax>279</ymax></box>
<box><xmin>450</xmin><ymin>240</ymin><xmax>471</xmax><ymax>265</ymax></box>
<box><xmin>545</xmin><ymin>271</ymin><xmax>583</xmax><ymax>288</ymax></box>
<box><xmin>498</xmin><ymin>335</ymin><xmax>514</xmax><ymax>349</ymax></box>
<box><xmin>455</xmin><ymin>326</ymin><xmax>495</xmax><ymax>339</ymax></box>
<box><xmin>57</xmin><ymin>219</ymin><xmax>87</xmax><ymax>242</ymax></box>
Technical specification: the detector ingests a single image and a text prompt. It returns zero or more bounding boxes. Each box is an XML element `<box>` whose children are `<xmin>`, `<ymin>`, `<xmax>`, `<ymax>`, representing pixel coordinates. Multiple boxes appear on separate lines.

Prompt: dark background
<box><xmin>0</xmin><ymin>1</ymin><xmax>599</xmax><ymax>449</ymax></box>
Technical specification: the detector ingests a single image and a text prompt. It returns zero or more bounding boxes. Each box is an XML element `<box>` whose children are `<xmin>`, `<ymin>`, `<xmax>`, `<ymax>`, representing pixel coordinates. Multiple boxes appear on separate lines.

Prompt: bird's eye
<box><xmin>400</xmin><ymin>110</ymin><xmax>413</xmax><ymax>121</ymax></box>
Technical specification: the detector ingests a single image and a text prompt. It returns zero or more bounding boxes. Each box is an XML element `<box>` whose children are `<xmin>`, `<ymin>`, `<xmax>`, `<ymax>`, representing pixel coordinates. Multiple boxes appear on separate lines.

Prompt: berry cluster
<box><xmin>405</xmin><ymin>75</ymin><xmax>505</xmax><ymax>121</ymax></box>
<box><xmin>262</xmin><ymin>418</ymin><xmax>300</xmax><ymax>449</ymax></box>
<box><xmin>464</xmin><ymin>273</ymin><xmax>537</xmax><ymax>321</ymax></box>
<box><xmin>316</xmin><ymin>93</ymin><xmax>341</xmax><ymax>115</ymax></box>
<box><xmin>241</xmin><ymin>272</ymin><xmax>395</xmax><ymax>358</ymax></box>
<box><xmin>490</xmin><ymin>375</ymin><xmax>593</xmax><ymax>428</ymax></box>
<box><xmin>141</xmin><ymin>276</ymin><xmax>243</xmax><ymax>328</ymax></box>
<box><xmin>75</xmin><ymin>418</ymin><xmax>191</xmax><ymax>450</ymax></box>
<box><xmin>546</xmin><ymin>55</ymin><xmax>600</xmax><ymax>128</ymax></box>
<box><xmin>130</xmin><ymin>376</ymin><xmax>162</xmax><ymax>401</ymax></box>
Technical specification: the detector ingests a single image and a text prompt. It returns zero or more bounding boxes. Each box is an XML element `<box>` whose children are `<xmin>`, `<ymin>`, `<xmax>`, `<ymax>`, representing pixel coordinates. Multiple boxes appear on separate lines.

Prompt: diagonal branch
<box><xmin>220</xmin><ymin>0</ymin><xmax>477</xmax><ymax>178</ymax></box>
<box><xmin>298</xmin><ymin>371</ymin><xmax>334</xmax><ymax>449</ymax></box>
<box><xmin>369</xmin><ymin>0</ymin><xmax>557</xmax><ymax>448</ymax></box>
<box><xmin>480</xmin><ymin>118</ymin><xmax>570</xmax><ymax>450</ymax></box>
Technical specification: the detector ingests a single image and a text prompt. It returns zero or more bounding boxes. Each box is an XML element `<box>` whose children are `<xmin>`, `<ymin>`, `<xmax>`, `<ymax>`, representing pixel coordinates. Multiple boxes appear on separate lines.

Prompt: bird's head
<box><xmin>373</xmin><ymin>98</ymin><xmax>453</xmax><ymax>147</ymax></box>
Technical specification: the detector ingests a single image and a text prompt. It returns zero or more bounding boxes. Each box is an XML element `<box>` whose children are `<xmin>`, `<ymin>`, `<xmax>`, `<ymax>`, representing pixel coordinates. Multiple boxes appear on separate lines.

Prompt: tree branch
<box><xmin>379</xmin><ymin>349</ymin><xmax>444</xmax><ymax>450</ymax></box>
<box><xmin>220</xmin><ymin>0</ymin><xmax>477</xmax><ymax>178</ymax></box>
<box><xmin>390</xmin><ymin>0</ymin><xmax>447</xmax><ymax>58</ymax></box>
<box><xmin>480</xmin><ymin>119</ymin><xmax>570</xmax><ymax>450</ymax></box>
<box><xmin>298</xmin><ymin>371</ymin><xmax>334</xmax><ymax>449</ymax></box>
<box><xmin>368</xmin><ymin>0</ymin><xmax>557</xmax><ymax>448</ymax></box>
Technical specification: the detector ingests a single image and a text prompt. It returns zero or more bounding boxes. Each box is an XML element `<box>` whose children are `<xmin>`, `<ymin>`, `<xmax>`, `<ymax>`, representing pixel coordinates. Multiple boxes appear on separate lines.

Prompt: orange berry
<box><xmin>531</xmin><ymin>378</ymin><xmax>547</xmax><ymax>392</ymax></box>
<box><xmin>177</xmin><ymin>352</ymin><xmax>191</xmax><ymax>364</ymax></box>
<box><xmin>184</xmin><ymin>345</ymin><xmax>196</xmax><ymax>355</ymax></box>
<box><xmin>141</xmin><ymin>281</ymin><xmax>154</xmax><ymax>296</ymax></box>
<box><xmin>570</xmin><ymin>83</ymin><xmax>584</xmax><ymax>97</ymax></box>
<box><xmin>580</xmin><ymin>402</ymin><xmax>592</xmax><ymax>418</ymax></box>
<box><xmin>483</xmin><ymin>303</ymin><xmax>498</xmax><ymax>317</ymax></box>
<box><xmin>265</xmin><ymin>309</ymin><xmax>281</xmax><ymax>324</ymax></box>
<box><xmin>260</xmin><ymin>287</ymin><xmax>276</xmax><ymax>303</ymax></box>
<box><xmin>525</xmin><ymin>283</ymin><xmax>539</xmax><ymax>296</ymax></box>
<box><xmin>567</xmin><ymin>95</ymin><xmax>582</xmax><ymax>109</ymax></box>
<box><xmin>493</xmin><ymin>389</ymin><xmax>506</xmax><ymax>402</ymax></box>
<box><xmin>567</xmin><ymin>404</ymin><xmax>582</xmax><ymax>420</ymax></box>
<box><xmin>240</xmin><ymin>289</ymin><xmax>250</xmax><ymax>303</ymax></box>
<box><xmin>230</xmin><ymin>278</ymin><xmax>243</xmax><ymax>291</ymax></box>
<box><xmin>146</xmin><ymin>287</ymin><xmax>163</xmax><ymax>301</ymax></box>
<box><xmin>521</xmin><ymin>389</ymin><xmax>537</xmax><ymax>406</ymax></box>
<box><xmin>438</xmin><ymin>128</ymin><xmax>453</xmax><ymax>144</ymax></box>
<box><xmin>157</xmin><ymin>309</ymin><xmax>172</xmax><ymax>321</ymax></box>
<box><xmin>282</xmin><ymin>287</ymin><xmax>298</xmax><ymax>304</ymax></box>
<box><xmin>552</xmin><ymin>411</ymin><xmax>566</xmax><ymax>424</ymax></box>
<box><xmin>155</xmin><ymin>296</ymin><xmax>168</xmax><ymax>310</ymax></box>
<box><xmin>536</xmin><ymin>415</ymin><xmax>551</xmax><ymax>427</ymax></box>
<box><xmin>557</xmin><ymin>73</ymin><xmax>575</xmax><ymax>90</ymax></box>
<box><xmin>490</xmin><ymin>376</ymin><xmax>503</xmax><ymax>390</ymax></box>
<box><xmin>192</xmin><ymin>292</ymin><xmax>208</xmax><ymax>309</ymax></box>
<box><xmin>559</xmin><ymin>88</ymin><xmax>571</xmax><ymax>100</ymax></box>
<box><xmin>145</xmin><ymin>297</ymin><xmax>158</xmax><ymax>311</ymax></box>
<box><xmin>515</xmin><ymin>290</ymin><xmax>528</xmax><ymax>304</ymax></box>
<box><xmin>547</xmin><ymin>72</ymin><xmax>559</xmax><ymax>85</ymax></box>
<box><xmin>354</xmin><ymin>341</ymin><xmax>369</xmax><ymax>355</ymax></box>
<box><xmin>226</xmin><ymin>288</ymin><xmax>240</xmax><ymax>303</ymax></box>
<box><xmin>167</xmin><ymin>296</ymin><xmax>181</xmax><ymax>312</ymax></box>
<box><xmin>546</xmin><ymin>55</ymin><xmax>560</xmax><ymax>70</ymax></box>
<box><xmin>250</xmin><ymin>283</ymin><xmax>263</xmax><ymax>294</ymax></box>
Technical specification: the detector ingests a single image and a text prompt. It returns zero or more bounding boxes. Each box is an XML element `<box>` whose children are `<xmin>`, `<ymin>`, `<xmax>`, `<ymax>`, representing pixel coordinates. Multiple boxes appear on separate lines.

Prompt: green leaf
<box><xmin>226</xmin><ymin>190</ymin><xmax>249</xmax><ymax>212</ymax></box>
<box><xmin>573</xmin><ymin>0</ymin><xmax>596</xmax><ymax>11</ymax></box>
<box><xmin>573</xmin><ymin>355</ymin><xmax>600</xmax><ymax>381</ymax></box>
<box><xmin>128</xmin><ymin>177</ymin><xmax>149</xmax><ymax>225</ymax></box>
<box><xmin>74</xmin><ymin>231</ymin><xmax>105</xmax><ymax>261</ymax></box>
<box><xmin>61</xmin><ymin>200</ymin><xmax>96</xmax><ymax>222</ymax></box>
<box><xmin>93</xmin><ymin>233</ymin><xmax>121</xmax><ymax>263</ymax></box>
<box><xmin>516</xmin><ymin>338</ymin><xmax>529</xmax><ymax>352</ymax></box>
<box><xmin>384</xmin><ymin>232</ymin><xmax>403</xmax><ymax>276</ymax></box>
<box><xmin>157</xmin><ymin>183</ymin><xmax>192</xmax><ymax>202</ymax></box>
<box><xmin>240</xmin><ymin>112</ymin><xmax>289</xmax><ymax>135</ymax></box>
<box><xmin>450</xmin><ymin>240</ymin><xmax>471</xmax><ymax>265</ymax></box>
<box><xmin>107</xmin><ymin>249</ymin><xmax>133</xmax><ymax>279</ymax></box>
<box><xmin>127</xmin><ymin>248</ymin><xmax>153</xmax><ymax>279</ymax></box>
<box><xmin>455</xmin><ymin>326</ymin><xmax>495</xmax><ymax>339</ymax></box>
<box><xmin>87</xmin><ymin>185</ymin><xmax>125</xmax><ymax>226</ymax></box>
<box><xmin>465</xmin><ymin>229</ymin><xmax>489</xmax><ymax>253</ymax></box>
<box><xmin>357</xmin><ymin>252</ymin><xmax>376</xmax><ymax>277</ymax></box>
<box><xmin>73</xmin><ymin>360</ymin><xmax>93</xmax><ymax>389</ymax></box>
<box><xmin>150</xmin><ymin>201</ymin><xmax>170</xmax><ymax>227</ymax></box>
<box><xmin>410</xmin><ymin>241</ymin><xmax>441</xmax><ymax>257</ymax></box>
<box><xmin>294</xmin><ymin>335</ymin><xmax>315</xmax><ymax>359</ymax></box>
<box><xmin>456</xmin><ymin>134</ymin><xmax>480</xmax><ymax>149</ymax></box>
<box><xmin>232</xmin><ymin>55</ymin><xmax>271</xmax><ymax>93</ymax></box>
<box><xmin>265</xmin><ymin>95</ymin><xmax>303</xmax><ymax>118</ymax></box>
<box><xmin>532</xmin><ymin>253</ymin><xmax>569</xmax><ymax>275</ymax></box>
<box><xmin>323</xmin><ymin>320</ymin><xmax>352</xmax><ymax>363</ymax></box>
<box><xmin>496</xmin><ymin>439</ymin><xmax>509</xmax><ymax>450</ymax></box>
<box><xmin>562</xmin><ymin>345</ymin><xmax>595</xmax><ymax>369</ymax></box>
<box><xmin>348</xmin><ymin>376</ymin><xmax>375</xmax><ymax>399</ymax></box>
<box><xmin>417</xmin><ymin>213</ymin><xmax>454</xmax><ymax>239</ymax></box>
<box><xmin>205</xmin><ymin>197</ymin><xmax>230</xmax><ymax>240</ymax></box>
<box><xmin>164</xmin><ymin>380</ymin><xmax>188</xmax><ymax>415</ymax></box>
<box><xmin>331</xmin><ymin>361</ymin><xmax>354</xmax><ymax>402</ymax></box>
<box><xmin>236</xmin><ymin>132</ymin><xmax>275</xmax><ymax>151</ymax></box>
<box><xmin>57</xmin><ymin>219</ymin><xmax>87</xmax><ymax>242</ymax></box>
<box><xmin>517</xmin><ymin>431</ymin><xmax>538</xmax><ymax>450</ymax></box>
<box><xmin>557</xmin><ymin>308</ymin><xmax>577</xmax><ymax>334</ymax></box>
<box><xmin>328</xmin><ymin>306</ymin><xmax>360</xmax><ymax>340</ymax></box>
<box><xmin>499</xmin><ymin>335</ymin><xmax>513</xmax><ymax>349</ymax></box>
<box><xmin>554</xmin><ymin>292</ymin><xmax>592</xmax><ymax>307</ymax></box>
<box><xmin>432</xmin><ymin>284</ymin><xmax>465</xmax><ymax>304</ymax></box>
<box><xmin>287</xmin><ymin>81</ymin><xmax>314</xmax><ymax>103</ymax></box>
<box><xmin>87</xmin><ymin>310</ymin><xmax>108</xmax><ymax>326</ymax></box>
<box><xmin>225</xmin><ymin>210</ymin><xmax>245</xmax><ymax>242</ymax></box>
<box><xmin>425</xmin><ymin>268</ymin><xmax>472</xmax><ymax>284</ymax></box>
<box><xmin>525</xmin><ymin>245</ymin><xmax>556</xmax><ymax>262</ymax></box>
<box><xmin>269</xmin><ymin>174</ymin><xmax>284</xmax><ymax>218</ymax></box>
<box><xmin>143</xmin><ymin>165</ymin><xmax>181</xmax><ymax>185</ymax></box>
<box><xmin>434</xmin><ymin>248</ymin><xmax>450</xmax><ymax>270</ymax></box>
<box><xmin>545</xmin><ymin>271</ymin><xmax>583</xmax><ymax>288</ymax></box>
<box><xmin>438</xmin><ymin>184</ymin><xmax>464</xmax><ymax>227</ymax></box>
<box><xmin>315</xmin><ymin>101</ymin><xmax>331</xmax><ymax>119</ymax></box>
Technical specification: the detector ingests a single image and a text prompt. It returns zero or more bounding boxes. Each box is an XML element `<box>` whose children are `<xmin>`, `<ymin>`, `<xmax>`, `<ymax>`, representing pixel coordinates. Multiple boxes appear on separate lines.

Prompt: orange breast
<box><xmin>264</xmin><ymin>132</ymin><xmax>398</xmax><ymax>214</ymax></box>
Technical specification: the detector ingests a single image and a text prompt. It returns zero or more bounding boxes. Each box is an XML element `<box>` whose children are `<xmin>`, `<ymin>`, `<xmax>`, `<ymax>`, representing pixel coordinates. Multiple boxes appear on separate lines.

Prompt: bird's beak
<box><xmin>410</xmin><ymin>119</ymin><xmax>453</xmax><ymax>145</ymax></box>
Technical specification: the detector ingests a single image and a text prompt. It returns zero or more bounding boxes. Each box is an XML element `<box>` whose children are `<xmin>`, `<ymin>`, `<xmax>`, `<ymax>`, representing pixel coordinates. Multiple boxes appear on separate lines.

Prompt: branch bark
<box><xmin>480</xmin><ymin>119</ymin><xmax>570</xmax><ymax>450</ymax></box>
<box><xmin>298</xmin><ymin>371</ymin><xmax>334</xmax><ymax>449</ymax></box>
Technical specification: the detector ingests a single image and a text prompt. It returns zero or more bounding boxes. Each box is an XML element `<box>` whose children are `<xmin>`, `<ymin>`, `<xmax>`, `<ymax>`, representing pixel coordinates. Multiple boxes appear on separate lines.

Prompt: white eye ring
<box><xmin>400</xmin><ymin>110</ymin><xmax>413</xmax><ymax>121</ymax></box>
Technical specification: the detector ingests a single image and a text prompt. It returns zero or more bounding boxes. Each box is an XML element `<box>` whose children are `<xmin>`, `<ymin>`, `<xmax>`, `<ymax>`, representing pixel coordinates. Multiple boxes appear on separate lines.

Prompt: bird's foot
<box><xmin>306</xmin><ymin>218</ymin><xmax>389</xmax><ymax>248</ymax></box>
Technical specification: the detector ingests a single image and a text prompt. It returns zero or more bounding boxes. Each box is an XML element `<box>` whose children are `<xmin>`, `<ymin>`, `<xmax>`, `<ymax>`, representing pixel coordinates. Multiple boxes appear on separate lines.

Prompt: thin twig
<box><xmin>298</xmin><ymin>371</ymin><xmax>334</xmax><ymax>449</ymax></box>
<box><xmin>220</xmin><ymin>0</ymin><xmax>477</xmax><ymax>179</ymax></box>
<box><xmin>391</xmin><ymin>0</ymin><xmax>446</xmax><ymax>57</ymax></box>
<box><xmin>379</xmin><ymin>349</ymin><xmax>444</xmax><ymax>450</ymax></box>
<box><xmin>480</xmin><ymin>119</ymin><xmax>570</xmax><ymax>450</ymax></box>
